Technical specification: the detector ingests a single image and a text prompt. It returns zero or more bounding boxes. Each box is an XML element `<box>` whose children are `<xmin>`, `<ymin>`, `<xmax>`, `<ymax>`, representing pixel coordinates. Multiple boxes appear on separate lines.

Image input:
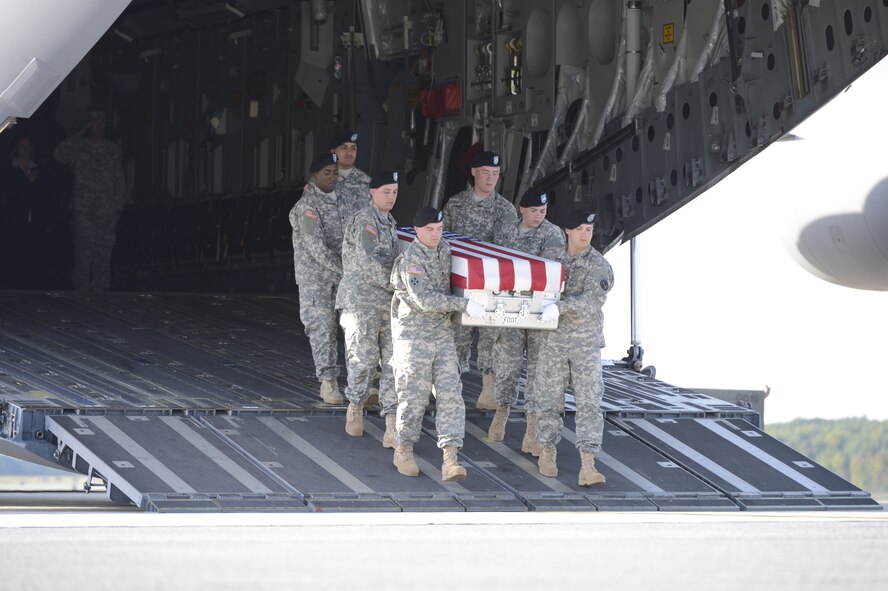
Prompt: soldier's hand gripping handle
<box><xmin>466</xmin><ymin>299</ymin><xmax>485</xmax><ymax>319</ymax></box>
<box><xmin>540</xmin><ymin>303</ymin><xmax>559</xmax><ymax>323</ymax></box>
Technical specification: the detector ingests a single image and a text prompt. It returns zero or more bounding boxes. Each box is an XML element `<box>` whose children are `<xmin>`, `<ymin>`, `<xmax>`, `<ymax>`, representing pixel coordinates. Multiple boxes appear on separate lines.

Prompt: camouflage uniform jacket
<box><xmin>288</xmin><ymin>183</ymin><xmax>357</xmax><ymax>285</ymax></box>
<box><xmin>336</xmin><ymin>166</ymin><xmax>371</xmax><ymax>212</ymax></box>
<box><xmin>390</xmin><ymin>239</ymin><xmax>468</xmax><ymax>337</ymax></box>
<box><xmin>500</xmin><ymin>218</ymin><xmax>566</xmax><ymax>257</ymax></box>
<box><xmin>53</xmin><ymin>137</ymin><xmax>127</xmax><ymax>217</ymax></box>
<box><xmin>335</xmin><ymin>203</ymin><xmax>399</xmax><ymax>311</ymax></box>
<box><xmin>442</xmin><ymin>188</ymin><xmax>518</xmax><ymax>242</ymax></box>
<box><xmin>541</xmin><ymin>243</ymin><xmax>614</xmax><ymax>348</ymax></box>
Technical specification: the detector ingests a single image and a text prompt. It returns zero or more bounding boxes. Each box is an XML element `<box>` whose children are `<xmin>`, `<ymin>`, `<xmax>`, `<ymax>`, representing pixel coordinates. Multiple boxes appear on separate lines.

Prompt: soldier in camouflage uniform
<box><xmin>289</xmin><ymin>153</ymin><xmax>363</xmax><ymax>405</ymax></box>
<box><xmin>336</xmin><ymin>170</ymin><xmax>401</xmax><ymax>446</ymax></box>
<box><xmin>330</xmin><ymin>131</ymin><xmax>371</xmax><ymax>212</ymax></box>
<box><xmin>486</xmin><ymin>188</ymin><xmax>565</xmax><ymax>455</ymax></box>
<box><xmin>389</xmin><ymin>207</ymin><xmax>486</xmax><ymax>480</ymax></box>
<box><xmin>442</xmin><ymin>151</ymin><xmax>517</xmax><ymax>408</ymax></box>
<box><xmin>531</xmin><ymin>208</ymin><xmax>613</xmax><ymax>486</ymax></box>
<box><xmin>53</xmin><ymin>111</ymin><xmax>128</xmax><ymax>291</ymax></box>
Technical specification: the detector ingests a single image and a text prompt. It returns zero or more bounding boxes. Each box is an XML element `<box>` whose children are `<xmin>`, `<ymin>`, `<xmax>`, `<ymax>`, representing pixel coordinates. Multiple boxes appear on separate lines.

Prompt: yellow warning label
<box><xmin>663</xmin><ymin>23</ymin><xmax>675</xmax><ymax>44</ymax></box>
<box><xmin>26</xmin><ymin>390</ymin><xmax>54</xmax><ymax>399</ymax></box>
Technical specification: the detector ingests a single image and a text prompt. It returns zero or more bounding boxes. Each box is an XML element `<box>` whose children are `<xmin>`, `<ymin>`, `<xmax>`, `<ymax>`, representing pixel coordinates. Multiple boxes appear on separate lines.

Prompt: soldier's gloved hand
<box><xmin>540</xmin><ymin>303</ymin><xmax>559</xmax><ymax>323</ymax></box>
<box><xmin>466</xmin><ymin>300</ymin><xmax>485</xmax><ymax>319</ymax></box>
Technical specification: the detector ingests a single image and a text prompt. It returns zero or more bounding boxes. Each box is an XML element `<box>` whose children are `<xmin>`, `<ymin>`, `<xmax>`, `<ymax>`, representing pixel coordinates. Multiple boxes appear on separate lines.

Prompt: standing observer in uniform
<box><xmin>442</xmin><ymin>150</ymin><xmax>517</xmax><ymax>408</ymax></box>
<box><xmin>2</xmin><ymin>135</ymin><xmax>51</xmax><ymax>287</ymax></box>
<box><xmin>336</xmin><ymin>170</ymin><xmax>401</xmax><ymax>446</ymax></box>
<box><xmin>53</xmin><ymin>111</ymin><xmax>127</xmax><ymax>291</ymax></box>
<box><xmin>330</xmin><ymin>131</ymin><xmax>370</xmax><ymax>208</ymax></box>
<box><xmin>289</xmin><ymin>153</ymin><xmax>362</xmax><ymax>405</ymax></box>
<box><xmin>486</xmin><ymin>187</ymin><xmax>565</xmax><ymax>456</ymax></box>
<box><xmin>532</xmin><ymin>208</ymin><xmax>613</xmax><ymax>486</ymax></box>
<box><xmin>389</xmin><ymin>207</ymin><xmax>486</xmax><ymax>481</ymax></box>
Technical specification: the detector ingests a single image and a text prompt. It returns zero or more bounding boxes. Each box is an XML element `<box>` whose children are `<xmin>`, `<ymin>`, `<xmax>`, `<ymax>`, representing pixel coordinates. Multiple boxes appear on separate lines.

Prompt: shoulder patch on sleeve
<box><xmin>599</xmin><ymin>277</ymin><xmax>611</xmax><ymax>292</ymax></box>
<box><xmin>360</xmin><ymin>226</ymin><xmax>377</xmax><ymax>252</ymax></box>
<box><xmin>408</xmin><ymin>264</ymin><xmax>424</xmax><ymax>276</ymax></box>
<box><xmin>301</xmin><ymin>209</ymin><xmax>320</xmax><ymax>235</ymax></box>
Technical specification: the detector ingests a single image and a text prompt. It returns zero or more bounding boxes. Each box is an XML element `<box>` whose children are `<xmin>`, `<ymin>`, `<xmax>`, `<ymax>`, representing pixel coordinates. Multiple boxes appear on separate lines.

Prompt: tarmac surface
<box><xmin>0</xmin><ymin>494</ymin><xmax>885</xmax><ymax>591</ymax></box>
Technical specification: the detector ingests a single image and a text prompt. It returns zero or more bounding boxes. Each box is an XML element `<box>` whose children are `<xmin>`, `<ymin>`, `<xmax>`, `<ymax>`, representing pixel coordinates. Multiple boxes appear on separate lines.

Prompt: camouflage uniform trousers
<box><xmin>493</xmin><ymin>327</ymin><xmax>548</xmax><ymax>411</ymax></box>
<box><xmin>340</xmin><ymin>306</ymin><xmax>397</xmax><ymax>415</ymax></box>
<box><xmin>392</xmin><ymin>329</ymin><xmax>465</xmax><ymax>449</ymax></box>
<box><xmin>297</xmin><ymin>281</ymin><xmax>340</xmax><ymax>381</ymax></box>
<box><xmin>535</xmin><ymin>343</ymin><xmax>604</xmax><ymax>453</ymax></box>
<box><xmin>454</xmin><ymin>324</ymin><xmax>497</xmax><ymax>374</ymax></box>
<box><xmin>71</xmin><ymin>210</ymin><xmax>118</xmax><ymax>291</ymax></box>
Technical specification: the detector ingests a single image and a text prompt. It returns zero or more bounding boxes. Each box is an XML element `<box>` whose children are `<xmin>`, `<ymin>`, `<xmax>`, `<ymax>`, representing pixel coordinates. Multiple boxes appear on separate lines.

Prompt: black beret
<box><xmin>370</xmin><ymin>170</ymin><xmax>399</xmax><ymax>189</ymax></box>
<box><xmin>519</xmin><ymin>187</ymin><xmax>550</xmax><ymax>208</ymax></box>
<box><xmin>564</xmin><ymin>208</ymin><xmax>596</xmax><ymax>230</ymax></box>
<box><xmin>309</xmin><ymin>153</ymin><xmax>338</xmax><ymax>173</ymax></box>
<box><xmin>470</xmin><ymin>150</ymin><xmax>502</xmax><ymax>168</ymax></box>
<box><xmin>413</xmin><ymin>206</ymin><xmax>444</xmax><ymax>227</ymax></box>
<box><xmin>330</xmin><ymin>131</ymin><xmax>359</xmax><ymax>149</ymax></box>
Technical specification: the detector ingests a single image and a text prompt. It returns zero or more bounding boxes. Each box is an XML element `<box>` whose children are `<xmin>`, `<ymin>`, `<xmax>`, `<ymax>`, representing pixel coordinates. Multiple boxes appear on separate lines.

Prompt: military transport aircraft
<box><xmin>0</xmin><ymin>0</ymin><xmax>885</xmax><ymax>512</ymax></box>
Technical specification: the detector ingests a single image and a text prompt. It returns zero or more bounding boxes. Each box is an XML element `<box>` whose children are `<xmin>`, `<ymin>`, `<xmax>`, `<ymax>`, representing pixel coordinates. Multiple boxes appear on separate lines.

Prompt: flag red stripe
<box><xmin>449</xmin><ymin>241</ymin><xmax>544</xmax><ymax>291</ymax></box>
<box><xmin>397</xmin><ymin>230</ymin><xmax>557</xmax><ymax>292</ymax></box>
<box><xmin>448</xmin><ymin>242</ymin><xmax>516</xmax><ymax>290</ymax></box>
<box><xmin>459</xmin><ymin>238</ymin><xmax>552</xmax><ymax>292</ymax></box>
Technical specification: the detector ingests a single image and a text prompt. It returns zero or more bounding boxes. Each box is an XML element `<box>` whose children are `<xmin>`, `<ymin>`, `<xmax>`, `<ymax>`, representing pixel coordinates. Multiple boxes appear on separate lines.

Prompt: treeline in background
<box><xmin>767</xmin><ymin>417</ymin><xmax>888</xmax><ymax>495</ymax></box>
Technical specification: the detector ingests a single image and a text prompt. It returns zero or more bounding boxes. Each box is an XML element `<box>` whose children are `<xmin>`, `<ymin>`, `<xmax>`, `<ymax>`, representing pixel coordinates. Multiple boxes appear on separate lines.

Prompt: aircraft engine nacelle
<box><xmin>777</xmin><ymin>138</ymin><xmax>888</xmax><ymax>292</ymax></box>
<box><xmin>0</xmin><ymin>1</ymin><xmax>131</xmax><ymax>131</ymax></box>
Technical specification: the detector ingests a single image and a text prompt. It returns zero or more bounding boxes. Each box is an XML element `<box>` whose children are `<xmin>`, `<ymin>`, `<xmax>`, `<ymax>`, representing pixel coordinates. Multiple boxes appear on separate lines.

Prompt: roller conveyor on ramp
<box><xmin>0</xmin><ymin>292</ymin><xmax>880</xmax><ymax>512</ymax></box>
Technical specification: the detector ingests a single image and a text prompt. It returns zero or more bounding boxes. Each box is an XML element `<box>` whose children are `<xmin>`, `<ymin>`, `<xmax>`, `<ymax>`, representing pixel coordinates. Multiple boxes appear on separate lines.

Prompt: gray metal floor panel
<box><xmin>0</xmin><ymin>294</ymin><xmax>322</xmax><ymax>411</ymax></box>
<box><xmin>601</xmin><ymin>370</ymin><xmax>758</xmax><ymax>419</ymax></box>
<box><xmin>612</xmin><ymin>417</ymin><xmax>881</xmax><ymax>510</ymax></box>
<box><xmin>201</xmin><ymin>414</ymin><xmax>525</xmax><ymax>512</ymax></box>
<box><xmin>47</xmin><ymin>415</ymin><xmax>292</xmax><ymax>505</ymax></box>
<box><xmin>716</xmin><ymin>418</ymin><xmax>866</xmax><ymax>493</ymax></box>
<box><xmin>0</xmin><ymin>293</ymin><xmax>753</xmax><ymax>415</ymax></box>
<box><xmin>0</xmin><ymin>292</ymin><xmax>878</xmax><ymax>512</ymax></box>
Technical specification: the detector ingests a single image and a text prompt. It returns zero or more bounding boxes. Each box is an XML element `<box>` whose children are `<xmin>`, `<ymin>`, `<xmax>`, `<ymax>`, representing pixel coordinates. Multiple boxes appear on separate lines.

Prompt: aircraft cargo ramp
<box><xmin>0</xmin><ymin>292</ymin><xmax>879</xmax><ymax>512</ymax></box>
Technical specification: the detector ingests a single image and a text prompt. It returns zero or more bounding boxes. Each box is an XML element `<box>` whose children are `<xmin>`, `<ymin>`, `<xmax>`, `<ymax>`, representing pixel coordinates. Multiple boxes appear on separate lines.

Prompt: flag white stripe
<box><xmin>481</xmin><ymin>255</ymin><xmax>501</xmax><ymax>291</ymax></box>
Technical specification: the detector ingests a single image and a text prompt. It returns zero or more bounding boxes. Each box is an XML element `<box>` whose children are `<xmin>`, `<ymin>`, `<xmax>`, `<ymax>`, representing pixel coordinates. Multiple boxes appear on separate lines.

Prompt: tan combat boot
<box><xmin>441</xmin><ymin>446</ymin><xmax>467</xmax><ymax>481</ymax></box>
<box><xmin>578</xmin><ymin>451</ymin><xmax>606</xmax><ymax>486</ymax></box>
<box><xmin>320</xmin><ymin>379</ymin><xmax>344</xmax><ymax>404</ymax></box>
<box><xmin>538</xmin><ymin>446</ymin><xmax>558</xmax><ymax>478</ymax></box>
<box><xmin>521</xmin><ymin>413</ymin><xmax>542</xmax><ymax>457</ymax></box>
<box><xmin>382</xmin><ymin>413</ymin><xmax>396</xmax><ymax>449</ymax></box>
<box><xmin>475</xmin><ymin>371</ymin><xmax>498</xmax><ymax>410</ymax></box>
<box><xmin>487</xmin><ymin>405</ymin><xmax>510</xmax><ymax>441</ymax></box>
<box><xmin>365</xmin><ymin>387</ymin><xmax>379</xmax><ymax>408</ymax></box>
<box><xmin>393</xmin><ymin>444</ymin><xmax>419</xmax><ymax>477</ymax></box>
<box><xmin>344</xmin><ymin>402</ymin><xmax>363</xmax><ymax>436</ymax></box>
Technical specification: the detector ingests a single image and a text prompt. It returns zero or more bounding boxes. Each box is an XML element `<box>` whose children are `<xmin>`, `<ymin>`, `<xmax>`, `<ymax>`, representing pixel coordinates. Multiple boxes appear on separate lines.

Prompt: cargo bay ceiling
<box><xmin>67</xmin><ymin>0</ymin><xmax>887</xmax><ymax>284</ymax></box>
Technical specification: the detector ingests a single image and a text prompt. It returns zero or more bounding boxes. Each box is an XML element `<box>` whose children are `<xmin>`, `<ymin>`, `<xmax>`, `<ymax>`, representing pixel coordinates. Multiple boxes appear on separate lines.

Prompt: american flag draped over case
<box><xmin>396</xmin><ymin>229</ymin><xmax>564</xmax><ymax>329</ymax></box>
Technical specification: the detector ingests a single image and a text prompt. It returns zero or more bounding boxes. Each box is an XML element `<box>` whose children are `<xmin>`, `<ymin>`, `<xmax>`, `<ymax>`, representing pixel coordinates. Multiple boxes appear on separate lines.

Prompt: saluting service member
<box><xmin>53</xmin><ymin>111</ymin><xmax>128</xmax><ymax>291</ymax></box>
